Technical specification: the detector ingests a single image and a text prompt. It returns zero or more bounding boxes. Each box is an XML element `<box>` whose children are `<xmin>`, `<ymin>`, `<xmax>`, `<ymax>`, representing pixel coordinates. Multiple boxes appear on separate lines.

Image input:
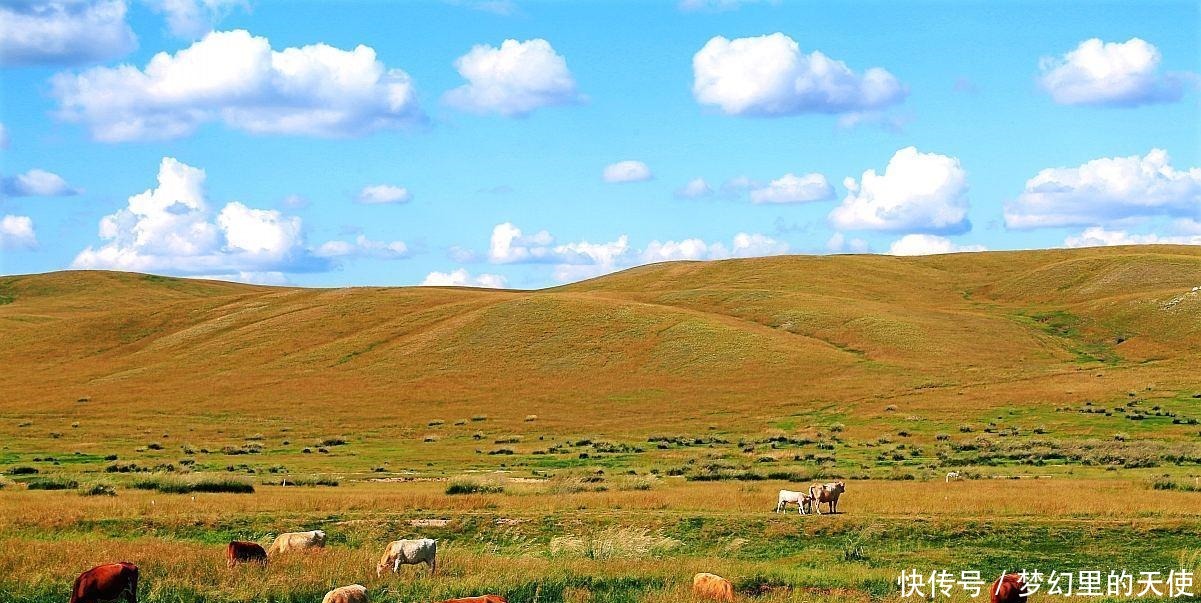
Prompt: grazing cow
<box><xmin>226</xmin><ymin>540</ymin><xmax>267</xmax><ymax>567</ymax></box>
<box><xmin>990</xmin><ymin>574</ymin><xmax>1028</xmax><ymax>603</ymax></box>
<box><xmin>946</xmin><ymin>471</ymin><xmax>961</xmax><ymax>482</ymax></box>
<box><xmin>376</xmin><ymin>538</ymin><xmax>437</xmax><ymax>576</ymax></box>
<box><xmin>775</xmin><ymin>489</ymin><xmax>813</xmax><ymax>515</ymax></box>
<box><xmin>692</xmin><ymin>572</ymin><xmax>735</xmax><ymax>602</ymax></box>
<box><xmin>809</xmin><ymin>481</ymin><xmax>846</xmax><ymax>515</ymax></box>
<box><xmin>268</xmin><ymin>530</ymin><xmax>326</xmax><ymax>555</ymax></box>
<box><xmin>70</xmin><ymin>562</ymin><xmax>138</xmax><ymax>603</ymax></box>
<box><xmin>321</xmin><ymin>584</ymin><xmax>368</xmax><ymax>603</ymax></box>
<box><xmin>436</xmin><ymin>597</ymin><xmax>507</xmax><ymax>603</ymax></box>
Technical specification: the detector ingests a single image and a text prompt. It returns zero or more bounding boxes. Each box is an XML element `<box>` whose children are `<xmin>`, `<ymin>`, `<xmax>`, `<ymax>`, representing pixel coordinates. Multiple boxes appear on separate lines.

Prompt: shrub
<box><xmin>423</xmin><ymin>434</ymin><xmax>440</xmax><ymax>443</ymax></box>
<box><xmin>319</xmin><ymin>437</ymin><xmax>347</xmax><ymax>446</ymax></box>
<box><xmin>132</xmin><ymin>475</ymin><xmax>254</xmax><ymax>494</ymax></box>
<box><xmin>445</xmin><ymin>477</ymin><xmax>504</xmax><ymax>495</ymax></box>
<box><xmin>524</xmin><ymin>414</ymin><xmax>538</xmax><ymax>422</ymax></box>
<box><xmin>428</xmin><ymin>419</ymin><xmax>444</xmax><ymax>427</ymax></box>
<box><xmin>146</xmin><ymin>442</ymin><xmax>164</xmax><ymax>450</ymax></box>
<box><xmin>27</xmin><ymin>477</ymin><xmax>79</xmax><ymax>490</ymax></box>
<box><xmin>471</xmin><ymin>415</ymin><xmax>488</xmax><ymax>422</ymax></box>
<box><xmin>6</xmin><ymin>466</ymin><xmax>38</xmax><ymax>476</ymax></box>
<box><xmin>81</xmin><ymin>483</ymin><xmax>117</xmax><ymax>497</ymax></box>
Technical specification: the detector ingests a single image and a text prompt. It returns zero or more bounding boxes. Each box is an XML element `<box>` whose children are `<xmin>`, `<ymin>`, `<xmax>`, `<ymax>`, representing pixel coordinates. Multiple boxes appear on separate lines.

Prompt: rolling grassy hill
<box><xmin>1</xmin><ymin>245</ymin><xmax>1200</xmax><ymax>475</ymax></box>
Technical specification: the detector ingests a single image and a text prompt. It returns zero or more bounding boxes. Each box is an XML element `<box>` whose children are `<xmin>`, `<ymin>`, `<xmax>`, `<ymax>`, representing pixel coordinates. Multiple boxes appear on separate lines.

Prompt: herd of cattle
<box><xmin>65</xmin><ymin>481</ymin><xmax>1025</xmax><ymax>603</ymax></box>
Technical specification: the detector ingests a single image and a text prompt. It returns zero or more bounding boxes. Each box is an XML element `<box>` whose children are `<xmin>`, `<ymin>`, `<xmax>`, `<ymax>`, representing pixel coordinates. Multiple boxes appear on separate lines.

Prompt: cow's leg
<box><xmin>126</xmin><ymin>573</ymin><xmax>138</xmax><ymax>603</ymax></box>
<box><xmin>429</xmin><ymin>557</ymin><xmax>437</xmax><ymax>575</ymax></box>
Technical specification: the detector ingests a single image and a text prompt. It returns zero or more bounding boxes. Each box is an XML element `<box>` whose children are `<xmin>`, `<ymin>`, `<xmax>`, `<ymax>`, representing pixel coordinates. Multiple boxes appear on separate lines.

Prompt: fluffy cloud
<box><xmin>826</xmin><ymin>232</ymin><xmax>869</xmax><ymax>254</ymax></box>
<box><xmin>71</xmin><ymin>157</ymin><xmax>325</xmax><ymax>278</ymax></box>
<box><xmin>356</xmin><ymin>184</ymin><xmax>411</xmax><ymax>204</ymax></box>
<box><xmin>675</xmin><ymin>178</ymin><xmax>714</xmax><ymax>199</ymax></box>
<box><xmin>444</xmin><ymin>38</ymin><xmax>581</xmax><ymax>117</ymax></box>
<box><xmin>888</xmin><ymin>234</ymin><xmax>986</xmax><ymax>256</ymax></box>
<box><xmin>0</xmin><ymin>0</ymin><xmax>136</xmax><ymax>67</ymax></box>
<box><xmin>749</xmin><ymin>172</ymin><xmax>833</xmax><ymax>204</ymax></box>
<box><xmin>692</xmin><ymin>33</ymin><xmax>906</xmax><ymax>116</ymax></box>
<box><xmin>0</xmin><ymin>215</ymin><xmax>37</xmax><ymax>250</ymax></box>
<box><xmin>148</xmin><ymin>0</ymin><xmax>247</xmax><ymax>39</ymax></box>
<box><xmin>642</xmin><ymin>233</ymin><xmax>788</xmax><ymax>262</ymax></box>
<box><xmin>1064</xmin><ymin>227</ymin><xmax>1201</xmax><ymax>248</ymax></box>
<box><xmin>602</xmin><ymin>160</ymin><xmax>653</xmax><ymax>183</ymax></box>
<box><xmin>829</xmin><ymin>147</ymin><xmax>970</xmax><ymax>233</ymax></box>
<box><xmin>314</xmin><ymin>235</ymin><xmax>409</xmax><ymax>259</ymax></box>
<box><xmin>421</xmin><ymin>268</ymin><xmax>507</xmax><ymax>288</ymax></box>
<box><xmin>1039</xmin><ymin>38</ymin><xmax>1189</xmax><ymax>107</ymax></box>
<box><xmin>1004</xmin><ymin>149</ymin><xmax>1201</xmax><ymax>229</ymax></box>
<box><xmin>2</xmin><ymin>169</ymin><xmax>80</xmax><ymax>197</ymax></box>
<box><xmin>51</xmin><ymin>29</ymin><xmax>423</xmax><ymax>142</ymax></box>
<box><xmin>486</xmin><ymin>222</ymin><xmax>786</xmax><ymax>282</ymax></box>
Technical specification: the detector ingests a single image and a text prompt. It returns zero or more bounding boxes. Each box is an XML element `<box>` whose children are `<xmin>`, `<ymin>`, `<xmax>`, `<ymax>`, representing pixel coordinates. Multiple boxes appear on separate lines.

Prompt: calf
<box><xmin>377</xmin><ymin>538</ymin><xmax>437</xmax><ymax>576</ymax></box>
<box><xmin>693</xmin><ymin>572</ymin><xmax>735</xmax><ymax>602</ymax></box>
<box><xmin>226</xmin><ymin>540</ymin><xmax>267</xmax><ymax>567</ymax></box>
<box><xmin>70</xmin><ymin>562</ymin><xmax>138</xmax><ymax>603</ymax></box>
<box><xmin>990</xmin><ymin>574</ymin><xmax>1028</xmax><ymax>603</ymax></box>
<box><xmin>775</xmin><ymin>489</ymin><xmax>813</xmax><ymax>515</ymax></box>
<box><xmin>322</xmin><ymin>584</ymin><xmax>368</xmax><ymax>603</ymax></box>
<box><xmin>268</xmin><ymin>530</ymin><xmax>326</xmax><ymax>555</ymax></box>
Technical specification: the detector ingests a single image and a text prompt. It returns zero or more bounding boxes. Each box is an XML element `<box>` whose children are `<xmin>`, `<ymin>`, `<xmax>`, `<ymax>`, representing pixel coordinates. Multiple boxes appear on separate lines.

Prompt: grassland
<box><xmin>1</xmin><ymin>246</ymin><xmax>1200</xmax><ymax>602</ymax></box>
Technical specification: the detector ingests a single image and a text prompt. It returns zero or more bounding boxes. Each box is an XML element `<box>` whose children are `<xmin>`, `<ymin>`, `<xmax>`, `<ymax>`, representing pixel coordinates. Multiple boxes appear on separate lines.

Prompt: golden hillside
<box><xmin>2</xmin><ymin>246</ymin><xmax>1199</xmax><ymax>442</ymax></box>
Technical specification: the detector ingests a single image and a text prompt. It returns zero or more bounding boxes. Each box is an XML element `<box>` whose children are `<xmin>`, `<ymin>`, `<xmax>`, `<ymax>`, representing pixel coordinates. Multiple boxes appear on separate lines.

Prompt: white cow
<box><xmin>775</xmin><ymin>489</ymin><xmax>814</xmax><ymax>515</ymax></box>
<box><xmin>322</xmin><ymin>584</ymin><xmax>368</xmax><ymax>603</ymax></box>
<box><xmin>268</xmin><ymin>530</ymin><xmax>326</xmax><ymax>555</ymax></box>
<box><xmin>376</xmin><ymin>538</ymin><xmax>437</xmax><ymax>576</ymax></box>
<box><xmin>945</xmin><ymin>471</ymin><xmax>961</xmax><ymax>482</ymax></box>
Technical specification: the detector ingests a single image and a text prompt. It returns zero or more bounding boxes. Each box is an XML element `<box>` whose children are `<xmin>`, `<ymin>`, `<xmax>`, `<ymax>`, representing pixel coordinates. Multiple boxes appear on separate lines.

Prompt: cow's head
<box><xmin>835</xmin><ymin>481</ymin><xmax>846</xmax><ymax>493</ymax></box>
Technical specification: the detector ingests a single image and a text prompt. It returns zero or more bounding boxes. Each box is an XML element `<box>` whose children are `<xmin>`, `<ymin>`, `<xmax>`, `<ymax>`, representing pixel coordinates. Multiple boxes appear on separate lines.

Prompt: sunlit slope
<box><xmin>1</xmin><ymin>246</ymin><xmax>1198</xmax><ymax>436</ymax></box>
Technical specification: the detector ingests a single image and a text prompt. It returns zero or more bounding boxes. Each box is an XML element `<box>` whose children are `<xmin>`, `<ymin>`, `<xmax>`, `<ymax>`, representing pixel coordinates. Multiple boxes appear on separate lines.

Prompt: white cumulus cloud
<box><xmin>1064</xmin><ymin>227</ymin><xmax>1201</xmax><ymax>248</ymax></box>
<box><xmin>602</xmin><ymin>160</ymin><xmax>652</xmax><ymax>183</ymax></box>
<box><xmin>2</xmin><ymin>169</ymin><xmax>80</xmax><ymax>197</ymax></box>
<box><xmin>675</xmin><ymin>178</ymin><xmax>714</xmax><ymax>199</ymax></box>
<box><xmin>51</xmin><ymin>29</ymin><xmax>423</xmax><ymax>142</ymax></box>
<box><xmin>0</xmin><ymin>215</ymin><xmax>37</xmax><ymax>250</ymax></box>
<box><xmin>829</xmin><ymin>147</ymin><xmax>970</xmax><ymax>233</ymax></box>
<box><xmin>444</xmin><ymin>38</ymin><xmax>581</xmax><ymax>117</ymax></box>
<box><xmin>692</xmin><ymin>33</ymin><xmax>906</xmax><ymax>116</ymax></box>
<box><xmin>421</xmin><ymin>268</ymin><xmax>507</xmax><ymax>288</ymax></box>
<box><xmin>641</xmin><ymin>232</ymin><xmax>789</xmax><ymax>263</ymax></box>
<box><xmin>0</xmin><ymin>0</ymin><xmax>136</xmax><ymax>67</ymax></box>
<box><xmin>749</xmin><ymin>172</ymin><xmax>833</xmax><ymax>204</ymax></box>
<box><xmin>314</xmin><ymin>235</ymin><xmax>409</xmax><ymax>259</ymax></box>
<box><xmin>148</xmin><ymin>0</ymin><xmax>247</xmax><ymax>39</ymax></box>
<box><xmin>1039</xmin><ymin>38</ymin><xmax>1190</xmax><ymax>107</ymax></box>
<box><xmin>356</xmin><ymin>184</ymin><xmax>411</xmax><ymax>205</ymax></box>
<box><xmin>71</xmin><ymin>157</ymin><xmax>324</xmax><ymax>277</ymax></box>
<box><xmin>1004</xmin><ymin>149</ymin><xmax>1201</xmax><ymax>229</ymax></box>
<box><xmin>888</xmin><ymin>234</ymin><xmax>986</xmax><ymax>256</ymax></box>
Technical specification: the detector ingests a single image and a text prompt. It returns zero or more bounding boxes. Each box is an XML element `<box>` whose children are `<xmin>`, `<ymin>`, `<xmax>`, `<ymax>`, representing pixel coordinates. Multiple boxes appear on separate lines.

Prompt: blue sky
<box><xmin>1</xmin><ymin>0</ymin><xmax>1199</xmax><ymax>288</ymax></box>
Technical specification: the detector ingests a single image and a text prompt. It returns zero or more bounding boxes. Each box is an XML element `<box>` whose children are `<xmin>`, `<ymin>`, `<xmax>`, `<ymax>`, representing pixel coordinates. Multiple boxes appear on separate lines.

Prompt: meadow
<box><xmin>1</xmin><ymin>246</ymin><xmax>1200</xmax><ymax>602</ymax></box>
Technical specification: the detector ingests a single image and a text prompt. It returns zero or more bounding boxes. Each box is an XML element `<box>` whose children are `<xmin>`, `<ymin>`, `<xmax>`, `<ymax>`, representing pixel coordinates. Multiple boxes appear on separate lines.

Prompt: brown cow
<box><xmin>809</xmin><ymin>481</ymin><xmax>846</xmax><ymax>514</ymax></box>
<box><xmin>990</xmin><ymin>574</ymin><xmax>1028</xmax><ymax>603</ymax></box>
<box><xmin>321</xmin><ymin>584</ymin><xmax>368</xmax><ymax>603</ymax></box>
<box><xmin>70</xmin><ymin>562</ymin><xmax>138</xmax><ymax>603</ymax></box>
<box><xmin>226</xmin><ymin>540</ymin><xmax>267</xmax><ymax>567</ymax></box>
<box><xmin>436</xmin><ymin>596</ymin><xmax>508</xmax><ymax>603</ymax></box>
<box><xmin>693</xmin><ymin>572</ymin><xmax>735</xmax><ymax>602</ymax></box>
